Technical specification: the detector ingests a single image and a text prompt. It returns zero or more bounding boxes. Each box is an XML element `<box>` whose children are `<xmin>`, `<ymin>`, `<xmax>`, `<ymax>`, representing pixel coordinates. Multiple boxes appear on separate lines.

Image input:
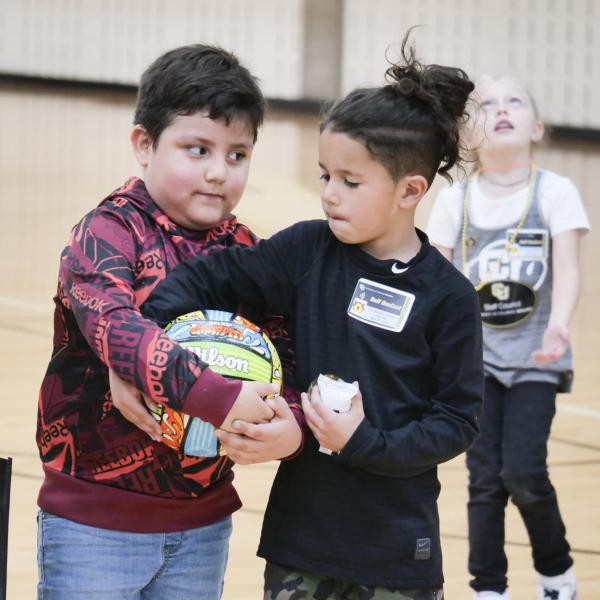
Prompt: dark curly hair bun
<box><xmin>387</xmin><ymin>45</ymin><xmax>473</xmax><ymax>123</ymax></box>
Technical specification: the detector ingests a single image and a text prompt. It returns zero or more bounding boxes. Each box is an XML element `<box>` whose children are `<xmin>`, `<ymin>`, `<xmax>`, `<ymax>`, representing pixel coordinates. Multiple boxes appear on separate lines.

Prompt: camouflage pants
<box><xmin>263</xmin><ymin>562</ymin><xmax>444</xmax><ymax>600</ymax></box>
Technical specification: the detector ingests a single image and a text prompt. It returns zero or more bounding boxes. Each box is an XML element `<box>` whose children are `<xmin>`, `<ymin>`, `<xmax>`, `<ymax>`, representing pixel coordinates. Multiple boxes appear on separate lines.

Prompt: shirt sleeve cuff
<box><xmin>181</xmin><ymin>369</ymin><xmax>242</xmax><ymax>428</ymax></box>
<box><xmin>337</xmin><ymin>418</ymin><xmax>378</xmax><ymax>463</ymax></box>
<box><xmin>279</xmin><ymin>405</ymin><xmax>306</xmax><ymax>461</ymax></box>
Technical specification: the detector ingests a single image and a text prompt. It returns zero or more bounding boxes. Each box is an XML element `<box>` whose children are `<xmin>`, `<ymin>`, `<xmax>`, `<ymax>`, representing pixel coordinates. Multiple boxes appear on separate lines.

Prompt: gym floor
<box><xmin>1</xmin><ymin>80</ymin><xmax>598</xmax><ymax>599</ymax></box>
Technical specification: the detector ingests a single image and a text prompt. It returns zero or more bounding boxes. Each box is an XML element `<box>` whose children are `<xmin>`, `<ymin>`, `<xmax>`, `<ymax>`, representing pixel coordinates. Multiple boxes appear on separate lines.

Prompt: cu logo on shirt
<box><xmin>491</xmin><ymin>282</ymin><xmax>510</xmax><ymax>301</ymax></box>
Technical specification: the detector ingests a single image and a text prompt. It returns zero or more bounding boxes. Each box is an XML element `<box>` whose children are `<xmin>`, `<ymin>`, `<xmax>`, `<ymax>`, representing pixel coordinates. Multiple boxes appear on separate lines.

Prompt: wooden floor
<box><xmin>1</xmin><ymin>81</ymin><xmax>598</xmax><ymax>599</ymax></box>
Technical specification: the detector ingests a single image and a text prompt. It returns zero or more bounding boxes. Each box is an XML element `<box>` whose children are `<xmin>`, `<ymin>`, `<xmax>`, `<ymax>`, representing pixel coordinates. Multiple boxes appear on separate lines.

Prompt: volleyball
<box><xmin>164</xmin><ymin>309</ymin><xmax>282</xmax><ymax>387</ymax></box>
<box><xmin>151</xmin><ymin>309</ymin><xmax>282</xmax><ymax>455</ymax></box>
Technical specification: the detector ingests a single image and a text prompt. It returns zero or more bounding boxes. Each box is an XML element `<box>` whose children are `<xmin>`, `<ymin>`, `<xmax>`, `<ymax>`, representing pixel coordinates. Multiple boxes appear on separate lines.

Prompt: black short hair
<box><xmin>321</xmin><ymin>32</ymin><xmax>474</xmax><ymax>185</ymax></box>
<box><xmin>134</xmin><ymin>44</ymin><xmax>265</xmax><ymax>145</ymax></box>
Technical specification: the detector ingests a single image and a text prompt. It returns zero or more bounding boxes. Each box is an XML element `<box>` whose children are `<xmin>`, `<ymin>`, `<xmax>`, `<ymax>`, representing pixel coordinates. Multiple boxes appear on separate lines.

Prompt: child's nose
<box><xmin>322</xmin><ymin>182</ymin><xmax>340</xmax><ymax>206</ymax></box>
<box><xmin>205</xmin><ymin>158</ymin><xmax>227</xmax><ymax>183</ymax></box>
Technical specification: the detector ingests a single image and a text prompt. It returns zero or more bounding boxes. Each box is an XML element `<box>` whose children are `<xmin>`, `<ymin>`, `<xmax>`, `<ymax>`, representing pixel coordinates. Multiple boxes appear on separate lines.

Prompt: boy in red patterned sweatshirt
<box><xmin>36</xmin><ymin>44</ymin><xmax>302</xmax><ymax>600</ymax></box>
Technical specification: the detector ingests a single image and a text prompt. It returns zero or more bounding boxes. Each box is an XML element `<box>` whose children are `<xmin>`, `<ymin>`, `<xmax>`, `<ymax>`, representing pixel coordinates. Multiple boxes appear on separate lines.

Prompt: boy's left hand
<box><xmin>301</xmin><ymin>384</ymin><xmax>364</xmax><ymax>454</ymax></box>
<box><xmin>532</xmin><ymin>323</ymin><xmax>569</xmax><ymax>364</ymax></box>
<box><xmin>215</xmin><ymin>396</ymin><xmax>303</xmax><ymax>464</ymax></box>
<box><xmin>109</xmin><ymin>368</ymin><xmax>163</xmax><ymax>442</ymax></box>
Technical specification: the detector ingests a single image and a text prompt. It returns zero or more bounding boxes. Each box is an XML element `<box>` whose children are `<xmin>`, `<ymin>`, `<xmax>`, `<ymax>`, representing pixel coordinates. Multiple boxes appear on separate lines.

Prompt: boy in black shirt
<box><xmin>139</xmin><ymin>38</ymin><xmax>483</xmax><ymax>598</ymax></box>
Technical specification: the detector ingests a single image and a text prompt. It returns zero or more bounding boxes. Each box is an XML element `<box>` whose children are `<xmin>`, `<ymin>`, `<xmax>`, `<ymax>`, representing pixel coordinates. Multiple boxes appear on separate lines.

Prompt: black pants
<box><xmin>466</xmin><ymin>377</ymin><xmax>573</xmax><ymax>593</ymax></box>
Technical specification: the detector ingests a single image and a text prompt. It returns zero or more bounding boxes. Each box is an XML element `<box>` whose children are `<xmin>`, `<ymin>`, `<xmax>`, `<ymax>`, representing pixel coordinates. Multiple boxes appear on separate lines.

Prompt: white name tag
<box><xmin>347</xmin><ymin>278</ymin><xmax>415</xmax><ymax>332</ymax></box>
<box><xmin>506</xmin><ymin>229</ymin><xmax>549</xmax><ymax>260</ymax></box>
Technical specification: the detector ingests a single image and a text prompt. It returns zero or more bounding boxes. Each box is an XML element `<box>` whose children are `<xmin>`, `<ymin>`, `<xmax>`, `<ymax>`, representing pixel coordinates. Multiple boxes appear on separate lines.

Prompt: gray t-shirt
<box><xmin>451</xmin><ymin>169</ymin><xmax>573</xmax><ymax>391</ymax></box>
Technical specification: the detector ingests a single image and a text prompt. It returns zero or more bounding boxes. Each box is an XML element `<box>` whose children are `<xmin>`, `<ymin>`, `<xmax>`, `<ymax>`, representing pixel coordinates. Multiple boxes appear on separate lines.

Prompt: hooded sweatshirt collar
<box><xmin>103</xmin><ymin>177</ymin><xmax>240</xmax><ymax>245</ymax></box>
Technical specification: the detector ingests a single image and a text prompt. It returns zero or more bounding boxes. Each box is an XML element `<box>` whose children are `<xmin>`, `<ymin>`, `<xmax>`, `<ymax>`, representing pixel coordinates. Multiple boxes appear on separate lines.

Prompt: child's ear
<box><xmin>397</xmin><ymin>174</ymin><xmax>429</xmax><ymax>209</ymax></box>
<box><xmin>531</xmin><ymin>120</ymin><xmax>545</xmax><ymax>143</ymax></box>
<box><xmin>130</xmin><ymin>125</ymin><xmax>153</xmax><ymax>167</ymax></box>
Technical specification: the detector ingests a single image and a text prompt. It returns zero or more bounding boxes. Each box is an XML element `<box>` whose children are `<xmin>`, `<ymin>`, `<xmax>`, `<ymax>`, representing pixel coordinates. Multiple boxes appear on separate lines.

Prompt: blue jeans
<box><xmin>467</xmin><ymin>378</ymin><xmax>573</xmax><ymax>593</ymax></box>
<box><xmin>37</xmin><ymin>510</ymin><xmax>232</xmax><ymax>600</ymax></box>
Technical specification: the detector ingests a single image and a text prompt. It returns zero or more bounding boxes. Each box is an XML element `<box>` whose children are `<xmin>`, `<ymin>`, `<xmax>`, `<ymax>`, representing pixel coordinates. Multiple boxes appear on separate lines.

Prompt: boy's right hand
<box><xmin>219</xmin><ymin>381</ymin><xmax>277</xmax><ymax>432</ymax></box>
<box><xmin>109</xmin><ymin>368</ymin><xmax>163</xmax><ymax>442</ymax></box>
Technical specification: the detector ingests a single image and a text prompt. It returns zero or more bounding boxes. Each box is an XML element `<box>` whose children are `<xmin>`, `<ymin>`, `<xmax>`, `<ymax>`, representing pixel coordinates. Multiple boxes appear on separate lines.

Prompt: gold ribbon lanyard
<box><xmin>461</xmin><ymin>164</ymin><xmax>536</xmax><ymax>290</ymax></box>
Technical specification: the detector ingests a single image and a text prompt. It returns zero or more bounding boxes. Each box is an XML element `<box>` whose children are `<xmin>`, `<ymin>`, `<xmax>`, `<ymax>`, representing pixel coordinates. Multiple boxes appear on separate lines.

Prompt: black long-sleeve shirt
<box><xmin>142</xmin><ymin>219</ymin><xmax>483</xmax><ymax>588</ymax></box>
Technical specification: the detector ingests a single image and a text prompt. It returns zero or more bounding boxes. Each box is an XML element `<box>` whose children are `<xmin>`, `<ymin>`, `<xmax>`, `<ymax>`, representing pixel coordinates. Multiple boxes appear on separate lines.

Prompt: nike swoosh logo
<box><xmin>391</xmin><ymin>263</ymin><xmax>408</xmax><ymax>274</ymax></box>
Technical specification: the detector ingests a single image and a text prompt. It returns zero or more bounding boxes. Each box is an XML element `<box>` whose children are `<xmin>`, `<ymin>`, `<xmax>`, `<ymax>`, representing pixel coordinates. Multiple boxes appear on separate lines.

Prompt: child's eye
<box><xmin>319</xmin><ymin>173</ymin><xmax>330</xmax><ymax>182</ymax></box>
<box><xmin>228</xmin><ymin>150</ymin><xmax>246</xmax><ymax>162</ymax></box>
<box><xmin>479</xmin><ymin>100</ymin><xmax>494</xmax><ymax>111</ymax></box>
<box><xmin>189</xmin><ymin>146</ymin><xmax>208</xmax><ymax>156</ymax></box>
<box><xmin>509</xmin><ymin>97</ymin><xmax>523</xmax><ymax>107</ymax></box>
<box><xmin>344</xmin><ymin>179</ymin><xmax>359</xmax><ymax>188</ymax></box>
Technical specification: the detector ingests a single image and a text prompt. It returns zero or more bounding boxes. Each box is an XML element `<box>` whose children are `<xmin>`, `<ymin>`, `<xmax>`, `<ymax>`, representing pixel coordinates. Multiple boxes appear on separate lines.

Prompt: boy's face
<box><xmin>318</xmin><ymin>129</ymin><xmax>424</xmax><ymax>258</ymax></box>
<box><xmin>132</xmin><ymin>111</ymin><xmax>254</xmax><ymax>230</ymax></box>
<box><xmin>469</xmin><ymin>78</ymin><xmax>544</xmax><ymax>157</ymax></box>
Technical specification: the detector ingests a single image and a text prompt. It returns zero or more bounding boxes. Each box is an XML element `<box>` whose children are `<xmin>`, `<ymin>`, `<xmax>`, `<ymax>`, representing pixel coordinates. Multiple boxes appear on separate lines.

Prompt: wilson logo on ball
<box><xmin>189</xmin><ymin>346</ymin><xmax>250</xmax><ymax>374</ymax></box>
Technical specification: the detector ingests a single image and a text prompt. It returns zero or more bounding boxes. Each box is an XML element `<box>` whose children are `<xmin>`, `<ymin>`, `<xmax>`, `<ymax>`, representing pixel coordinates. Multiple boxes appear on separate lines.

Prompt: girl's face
<box><xmin>318</xmin><ymin>128</ymin><xmax>407</xmax><ymax>257</ymax></box>
<box><xmin>469</xmin><ymin>78</ymin><xmax>544</xmax><ymax>159</ymax></box>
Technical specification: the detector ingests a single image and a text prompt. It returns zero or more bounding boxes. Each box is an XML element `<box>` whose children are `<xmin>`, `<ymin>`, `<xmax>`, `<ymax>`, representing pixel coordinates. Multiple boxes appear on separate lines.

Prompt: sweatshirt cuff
<box><xmin>181</xmin><ymin>369</ymin><xmax>242</xmax><ymax>428</ymax></box>
<box><xmin>279</xmin><ymin>405</ymin><xmax>306</xmax><ymax>461</ymax></box>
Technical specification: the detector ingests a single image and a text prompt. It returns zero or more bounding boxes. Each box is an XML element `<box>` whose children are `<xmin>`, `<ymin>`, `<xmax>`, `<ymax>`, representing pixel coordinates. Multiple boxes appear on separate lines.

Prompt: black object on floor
<box><xmin>0</xmin><ymin>457</ymin><xmax>12</xmax><ymax>600</ymax></box>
